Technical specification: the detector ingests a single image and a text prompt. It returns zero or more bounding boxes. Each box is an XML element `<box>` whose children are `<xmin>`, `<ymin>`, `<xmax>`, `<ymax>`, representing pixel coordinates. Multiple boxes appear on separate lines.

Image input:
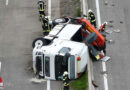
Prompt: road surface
<box><xmin>0</xmin><ymin>0</ymin><xmax>62</xmax><ymax>90</ymax></box>
<box><xmin>88</xmin><ymin>0</ymin><xmax>130</xmax><ymax>90</ymax></box>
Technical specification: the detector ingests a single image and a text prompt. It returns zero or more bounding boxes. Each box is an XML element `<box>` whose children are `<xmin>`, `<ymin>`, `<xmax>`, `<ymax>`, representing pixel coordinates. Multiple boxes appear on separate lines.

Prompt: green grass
<box><xmin>70</xmin><ymin>72</ymin><xmax>88</xmax><ymax>90</ymax></box>
<box><xmin>76</xmin><ymin>0</ymin><xmax>80</xmax><ymax>3</ymax></box>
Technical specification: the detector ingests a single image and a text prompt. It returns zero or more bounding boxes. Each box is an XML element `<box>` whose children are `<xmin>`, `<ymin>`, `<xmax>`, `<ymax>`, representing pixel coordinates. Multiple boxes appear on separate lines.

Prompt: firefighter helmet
<box><xmin>63</xmin><ymin>71</ymin><xmax>68</xmax><ymax>76</ymax></box>
<box><xmin>104</xmin><ymin>21</ymin><xmax>108</xmax><ymax>25</ymax></box>
<box><xmin>88</xmin><ymin>9</ymin><xmax>93</xmax><ymax>13</ymax></box>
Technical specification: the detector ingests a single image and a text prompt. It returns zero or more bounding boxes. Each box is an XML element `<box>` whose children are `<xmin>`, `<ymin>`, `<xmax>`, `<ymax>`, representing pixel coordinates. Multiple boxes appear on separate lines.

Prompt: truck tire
<box><xmin>32</xmin><ymin>38</ymin><xmax>47</xmax><ymax>48</ymax></box>
<box><xmin>52</xmin><ymin>18</ymin><xmax>66</xmax><ymax>26</ymax></box>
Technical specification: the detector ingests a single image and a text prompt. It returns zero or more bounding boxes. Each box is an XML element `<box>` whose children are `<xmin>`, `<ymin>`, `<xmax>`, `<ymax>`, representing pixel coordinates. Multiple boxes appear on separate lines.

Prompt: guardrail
<box><xmin>80</xmin><ymin>0</ymin><xmax>96</xmax><ymax>90</ymax></box>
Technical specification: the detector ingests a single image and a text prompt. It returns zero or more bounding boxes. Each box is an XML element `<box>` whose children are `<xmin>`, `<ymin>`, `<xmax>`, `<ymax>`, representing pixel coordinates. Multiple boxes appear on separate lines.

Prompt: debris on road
<box><xmin>120</xmin><ymin>21</ymin><xmax>123</xmax><ymax>24</ymax></box>
<box><xmin>105</xmin><ymin>29</ymin><xmax>113</xmax><ymax>34</ymax></box>
<box><xmin>108</xmin><ymin>39</ymin><xmax>115</xmax><ymax>44</ymax></box>
<box><xmin>30</xmin><ymin>78</ymin><xmax>46</xmax><ymax>84</ymax></box>
<box><xmin>100</xmin><ymin>56</ymin><xmax>111</xmax><ymax>62</ymax></box>
<box><xmin>113</xmin><ymin>29</ymin><xmax>120</xmax><ymax>33</ymax></box>
<box><xmin>111</xmin><ymin>3</ymin><xmax>115</xmax><ymax>6</ymax></box>
<box><xmin>104</xmin><ymin>1</ymin><xmax>108</xmax><ymax>5</ymax></box>
<box><xmin>92</xmin><ymin>80</ymin><xmax>99</xmax><ymax>88</ymax></box>
<box><xmin>109</xmin><ymin>20</ymin><xmax>114</xmax><ymax>23</ymax></box>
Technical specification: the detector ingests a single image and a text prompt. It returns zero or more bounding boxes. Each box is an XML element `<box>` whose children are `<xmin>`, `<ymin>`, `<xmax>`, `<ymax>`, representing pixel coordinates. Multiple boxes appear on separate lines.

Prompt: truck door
<box><xmin>68</xmin><ymin>55</ymin><xmax>75</xmax><ymax>79</ymax></box>
<box><xmin>35</xmin><ymin>54</ymin><xmax>44</xmax><ymax>77</ymax></box>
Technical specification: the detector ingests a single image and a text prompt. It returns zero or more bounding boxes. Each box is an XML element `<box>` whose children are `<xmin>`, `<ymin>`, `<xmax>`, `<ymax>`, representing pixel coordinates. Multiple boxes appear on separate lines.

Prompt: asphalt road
<box><xmin>0</xmin><ymin>0</ymin><xmax>63</xmax><ymax>89</ymax></box>
<box><xmin>88</xmin><ymin>0</ymin><xmax>130</xmax><ymax>90</ymax></box>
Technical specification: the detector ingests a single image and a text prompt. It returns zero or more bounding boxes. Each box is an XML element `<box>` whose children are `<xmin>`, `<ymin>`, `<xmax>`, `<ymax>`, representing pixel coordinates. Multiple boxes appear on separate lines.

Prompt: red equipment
<box><xmin>78</xmin><ymin>18</ymin><xmax>106</xmax><ymax>48</ymax></box>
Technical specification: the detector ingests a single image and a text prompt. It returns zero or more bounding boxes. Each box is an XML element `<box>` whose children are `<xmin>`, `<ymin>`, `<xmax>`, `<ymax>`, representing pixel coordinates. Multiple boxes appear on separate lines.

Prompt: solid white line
<box><xmin>95</xmin><ymin>0</ymin><xmax>109</xmax><ymax>90</ymax></box>
<box><xmin>47</xmin><ymin>80</ymin><xmax>50</xmax><ymax>90</ymax></box>
<box><xmin>0</xmin><ymin>61</ymin><xmax>1</xmax><ymax>72</ymax></box>
<box><xmin>95</xmin><ymin>0</ymin><xmax>101</xmax><ymax>27</ymax></box>
<box><xmin>6</xmin><ymin>0</ymin><xmax>9</xmax><ymax>5</ymax></box>
<box><xmin>83</xmin><ymin>0</ymin><xmax>87</xmax><ymax>15</ymax></box>
<box><xmin>48</xmin><ymin>0</ymin><xmax>51</xmax><ymax>19</ymax></box>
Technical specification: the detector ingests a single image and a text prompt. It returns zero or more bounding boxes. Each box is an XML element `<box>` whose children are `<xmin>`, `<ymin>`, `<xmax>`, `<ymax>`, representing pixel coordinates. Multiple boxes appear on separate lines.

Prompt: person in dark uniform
<box><xmin>38</xmin><ymin>0</ymin><xmax>46</xmax><ymax>20</ymax></box>
<box><xmin>88</xmin><ymin>9</ymin><xmax>97</xmax><ymax>28</ymax></box>
<box><xmin>62</xmin><ymin>71</ymin><xmax>69</xmax><ymax>90</ymax></box>
<box><xmin>42</xmin><ymin>16</ymin><xmax>51</xmax><ymax>36</ymax></box>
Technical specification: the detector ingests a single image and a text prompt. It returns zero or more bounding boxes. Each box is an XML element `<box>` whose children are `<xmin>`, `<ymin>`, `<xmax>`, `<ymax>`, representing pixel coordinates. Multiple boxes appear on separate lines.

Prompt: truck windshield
<box><xmin>45</xmin><ymin>56</ymin><xmax>50</xmax><ymax>77</ymax></box>
<box><xmin>55</xmin><ymin>55</ymin><xmax>68</xmax><ymax>80</ymax></box>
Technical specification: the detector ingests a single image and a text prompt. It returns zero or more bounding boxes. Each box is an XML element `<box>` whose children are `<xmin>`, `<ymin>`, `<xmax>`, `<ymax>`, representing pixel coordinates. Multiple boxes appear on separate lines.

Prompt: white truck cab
<box><xmin>33</xmin><ymin>19</ymin><xmax>90</xmax><ymax>80</ymax></box>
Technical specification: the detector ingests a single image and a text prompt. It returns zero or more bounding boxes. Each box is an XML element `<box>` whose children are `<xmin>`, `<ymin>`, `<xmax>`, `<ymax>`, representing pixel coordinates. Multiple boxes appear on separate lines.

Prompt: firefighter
<box><xmin>88</xmin><ymin>9</ymin><xmax>97</xmax><ymax>28</ymax></box>
<box><xmin>62</xmin><ymin>71</ymin><xmax>69</xmax><ymax>90</ymax></box>
<box><xmin>99</xmin><ymin>22</ymin><xmax>108</xmax><ymax>55</ymax></box>
<box><xmin>42</xmin><ymin>16</ymin><xmax>51</xmax><ymax>35</ymax></box>
<box><xmin>38</xmin><ymin>0</ymin><xmax>46</xmax><ymax>20</ymax></box>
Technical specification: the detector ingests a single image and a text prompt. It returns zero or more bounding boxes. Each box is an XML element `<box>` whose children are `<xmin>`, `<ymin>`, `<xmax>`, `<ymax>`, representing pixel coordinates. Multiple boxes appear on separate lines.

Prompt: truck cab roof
<box><xmin>44</xmin><ymin>24</ymin><xmax>82</xmax><ymax>41</ymax></box>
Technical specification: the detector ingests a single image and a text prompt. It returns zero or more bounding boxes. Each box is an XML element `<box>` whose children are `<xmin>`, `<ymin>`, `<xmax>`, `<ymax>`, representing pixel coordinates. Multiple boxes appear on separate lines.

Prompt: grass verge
<box><xmin>70</xmin><ymin>72</ymin><xmax>88</xmax><ymax>90</ymax></box>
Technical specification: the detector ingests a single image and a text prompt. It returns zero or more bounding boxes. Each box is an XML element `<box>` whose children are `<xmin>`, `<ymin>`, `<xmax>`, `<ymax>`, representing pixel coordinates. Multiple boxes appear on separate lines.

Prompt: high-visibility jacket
<box><xmin>63</xmin><ymin>75</ymin><xmax>69</xmax><ymax>87</ymax></box>
<box><xmin>42</xmin><ymin>18</ymin><xmax>51</xmax><ymax>33</ymax></box>
<box><xmin>88</xmin><ymin>12</ymin><xmax>96</xmax><ymax>23</ymax></box>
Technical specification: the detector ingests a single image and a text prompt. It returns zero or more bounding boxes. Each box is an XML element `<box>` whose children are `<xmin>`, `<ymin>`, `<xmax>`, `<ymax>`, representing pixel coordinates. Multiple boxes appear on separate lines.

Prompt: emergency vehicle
<box><xmin>32</xmin><ymin>17</ymin><xmax>106</xmax><ymax>80</ymax></box>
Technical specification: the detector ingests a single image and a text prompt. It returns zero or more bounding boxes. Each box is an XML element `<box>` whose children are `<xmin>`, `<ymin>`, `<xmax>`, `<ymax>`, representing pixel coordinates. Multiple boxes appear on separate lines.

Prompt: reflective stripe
<box><xmin>91</xmin><ymin>19</ymin><xmax>96</xmax><ymax>22</ymax></box>
<box><xmin>43</xmin><ymin>30</ymin><xmax>50</xmax><ymax>32</ymax></box>
<box><xmin>96</xmin><ymin>54</ymin><xmax>100</xmax><ymax>60</ymax></box>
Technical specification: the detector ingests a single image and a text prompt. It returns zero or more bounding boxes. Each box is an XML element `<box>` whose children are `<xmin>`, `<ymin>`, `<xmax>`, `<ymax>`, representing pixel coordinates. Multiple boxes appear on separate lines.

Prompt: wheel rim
<box><xmin>35</xmin><ymin>40</ymin><xmax>43</xmax><ymax>47</ymax></box>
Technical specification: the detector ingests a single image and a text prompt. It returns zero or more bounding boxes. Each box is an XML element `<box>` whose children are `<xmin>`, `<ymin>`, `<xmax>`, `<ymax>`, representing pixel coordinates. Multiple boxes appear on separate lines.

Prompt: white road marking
<box><xmin>95</xmin><ymin>0</ymin><xmax>101</xmax><ymax>28</ymax></box>
<box><xmin>48</xmin><ymin>0</ymin><xmax>51</xmax><ymax>19</ymax></box>
<box><xmin>83</xmin><ymin>0</ymin><xmax>87</xmax><ymax>15</ymax></box>
<box><xmin>6</xmin><ymin>0</ymin><xmax>9</xmax><ymax>5</ymax></box>
<box><xmin>47</xmin><ymin>80</ymin><xmax>50</xmax><ymax>90</ymax></box>
<box><xmin>95</xmin><ymin>0</ymin><xmax>109</xmax><ymax>90</ymax></box>
<box><xmin>0</xmin><ymin>61</ymin><xmax>1</xmax><ymax>72</ymax></box>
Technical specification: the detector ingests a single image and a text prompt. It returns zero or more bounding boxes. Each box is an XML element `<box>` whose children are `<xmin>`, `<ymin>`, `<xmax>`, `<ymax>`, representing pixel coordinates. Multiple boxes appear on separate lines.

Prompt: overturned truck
<box><xmin>32</xmin><ymin>17</ymin><xmax>106</xmax><ymax>80</ymax></box>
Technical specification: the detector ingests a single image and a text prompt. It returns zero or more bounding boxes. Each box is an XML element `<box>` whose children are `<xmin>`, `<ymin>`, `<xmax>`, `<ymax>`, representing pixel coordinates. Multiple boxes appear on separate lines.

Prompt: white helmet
<box><xmin>88</xmin><ymin>9</ymin><xmax>93</xmax><ymax>13</ymax></box>
<box><xmin>63</xmin><ymin>71</ymin><xmax>68</xmax><ymax>76</ymax></box>
<box><xmin>104</xmin><ymin>21</ymin><xmax>108</xmax><ymax>25</ymax></box>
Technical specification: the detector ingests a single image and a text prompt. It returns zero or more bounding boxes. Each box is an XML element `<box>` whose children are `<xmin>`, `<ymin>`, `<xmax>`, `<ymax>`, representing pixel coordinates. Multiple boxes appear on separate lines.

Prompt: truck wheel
<box><xmin>32</xmin><ymin>38</ymin><xmax>47</xmax><ymax>48</ymax></box>
<box><xmin>52</xmin><ymin>18</ymin><xmax>66</xmax><ymax>26</ymax></box>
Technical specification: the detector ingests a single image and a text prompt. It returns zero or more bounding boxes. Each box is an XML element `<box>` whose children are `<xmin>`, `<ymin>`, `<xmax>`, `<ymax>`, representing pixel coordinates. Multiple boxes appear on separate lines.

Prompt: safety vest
<box><xmin>88</xmin><ymin>12</ymin><xmax>96</xmax><ymax>22</ymax></box>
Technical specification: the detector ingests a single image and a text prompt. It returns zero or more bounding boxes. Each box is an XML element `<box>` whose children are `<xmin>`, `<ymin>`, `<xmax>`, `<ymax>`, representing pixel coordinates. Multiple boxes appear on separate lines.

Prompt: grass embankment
<box><xmin>70</xmin><ymin>72</ymin><xmax>88</xmax><ymax>90</ymax></box>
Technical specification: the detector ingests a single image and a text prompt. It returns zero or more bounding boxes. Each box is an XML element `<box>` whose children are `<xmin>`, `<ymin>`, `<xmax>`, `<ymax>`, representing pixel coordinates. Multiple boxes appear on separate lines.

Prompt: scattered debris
<box><xmin>111</xmin><ymin>3</ymin><xmax>115</xmax><ymax>6</ymax></box>
<box><xmin>92</xmin><ymin>80</ymin><xmax>99</xmax><ymax>88</ymax></box>
<box><xmin>108</xmin><ymin>39</ymin><xmax>115</xmax><ymax>44</ymax></box>
<box><xmin>100</xmin><ymin>56</ymin><xmax>111</xmax><ymax>62</ymax></box>
<box><xmin>104</xmin><ymin>1</ymin><xmax>108</xmax><ymax>5</ymax></box>
<box><xmin>105</xmin><ymin>30</ymin><xmax>113</xmax><ymax>34</ymax></box>
<box><xmin>109</xmin><ymin>20</ymin><xmax>114</xmax><ymax>23</ymax></box>
<box><xmin>120</xmin><ymin>21</ymin><xmax>123</xmax><ymax>24</ymax></box>
<box><xmin>30</xmin><ymin>78</ymin><xmax>46</xmax><ymax>84</ymax></box>
<box><xmin>113</xmin><ymin>29</ymin><xmax>120</xmax><ymax>33</ymax></box>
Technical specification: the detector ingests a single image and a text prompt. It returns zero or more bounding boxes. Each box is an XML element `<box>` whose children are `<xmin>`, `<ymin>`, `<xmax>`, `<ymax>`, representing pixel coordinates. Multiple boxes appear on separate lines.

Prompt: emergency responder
<box><xmin>88</xmin><ymin>9</ymin><xmax>97</xmax><ymax>28</ymax></box>
<box><xmin>62</xmin><ymin>71</ymin><xmax>69</xmax><ymax>90</ymax></box>
<box><xmin>38</xmin><ymin>0</ymin><xmax>46</xmax><ymax>20</ymax></box>
<box><xmin>42</xmin><ymin>16</ymin><xmax>51</xmax><ymax>35</ymax></box>
<box><xmin>99</xmin><ymin>22</ymin><xmax>108</xmax><ymax>55</ymax></box>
